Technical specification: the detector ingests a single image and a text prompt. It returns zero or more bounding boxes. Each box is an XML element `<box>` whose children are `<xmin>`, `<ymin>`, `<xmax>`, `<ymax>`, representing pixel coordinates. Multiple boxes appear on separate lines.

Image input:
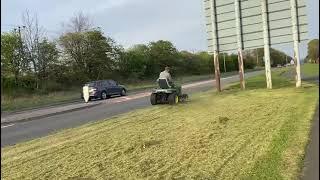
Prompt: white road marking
<box><xmin>1</xmin><ymin>124</ymin><xmax>15</xmax><ymax>128</ymax></box>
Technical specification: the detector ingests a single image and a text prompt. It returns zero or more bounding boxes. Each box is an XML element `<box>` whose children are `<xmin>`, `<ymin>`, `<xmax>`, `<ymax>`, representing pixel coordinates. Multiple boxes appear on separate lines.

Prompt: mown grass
<box><xmin>1</xmin><ymin>69</ymin><xmax>318</xmax><ymax>179</ymax></box>
<box><xmin>281</xmin><ymin>64</ymin><xmax>319</xmax><ymax>81</ymax></box>
<box><xmin>301</xmin><ymin>63</ymin><xmax>319</xmax><ymax>77</ymax></box>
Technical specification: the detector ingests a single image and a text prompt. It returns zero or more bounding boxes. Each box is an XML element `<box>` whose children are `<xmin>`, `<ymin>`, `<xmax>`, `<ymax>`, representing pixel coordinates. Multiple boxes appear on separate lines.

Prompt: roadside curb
<box><xmin>1</xmin><ymin>103</ymin><xmax>101</xmax><ymax>125</ymax></box>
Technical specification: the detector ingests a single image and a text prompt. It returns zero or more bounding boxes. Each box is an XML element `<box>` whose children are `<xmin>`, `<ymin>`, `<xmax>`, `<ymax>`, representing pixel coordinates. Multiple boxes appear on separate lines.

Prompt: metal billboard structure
<box><xmin>203</xmin><ymin>0</ymin><xmax>308</xmax><ymax>89</ymax></box>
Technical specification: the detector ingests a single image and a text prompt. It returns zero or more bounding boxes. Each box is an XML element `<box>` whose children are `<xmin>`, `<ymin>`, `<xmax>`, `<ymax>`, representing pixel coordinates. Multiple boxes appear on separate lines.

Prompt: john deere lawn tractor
<box><xmin>150</xmin><ymin>79</ymin><xmax>188</xmax><ymax>105</ymax></box>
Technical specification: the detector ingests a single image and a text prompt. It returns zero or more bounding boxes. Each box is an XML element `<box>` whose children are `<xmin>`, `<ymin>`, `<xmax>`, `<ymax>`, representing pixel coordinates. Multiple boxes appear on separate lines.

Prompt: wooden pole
<box><xmin>235</xmin><ymin>0</ymin><xmax>246</xmax><ymax>90</ymax></box>
<box><xmin>238</xmin><ymin>49</ymin><xmax>245</xmax><ymax>90</ymax></box>
<box><xmin>290</xmin><ymin>0</ymin><xmax>302</xmax><ymax>87</ymax></box>
<box><xmin>256</xmin><ymin>48</ymin><xmax>259</xmax><ymax>66</ymax></box>
<box><xmin>214</xmin><ymin>51</ymin><xmax>221</xmax><ymax>92</ymax></box>
<box><xmin>261</xmin><ymin>0</ymin><xmax>273</xmax><ymax>89</ymax></box>
<box><xmin>223</xmin><ymin>53</ymin><xmax>227</xmax><ymax>73</ymax></box>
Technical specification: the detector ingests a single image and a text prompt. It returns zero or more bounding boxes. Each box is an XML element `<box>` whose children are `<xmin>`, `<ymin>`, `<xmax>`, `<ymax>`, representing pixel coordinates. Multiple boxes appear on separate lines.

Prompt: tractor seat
<box><xmin>158</xmin><ymin>79</ymin><xmax>172</xmax><ymax>89</ymax></box>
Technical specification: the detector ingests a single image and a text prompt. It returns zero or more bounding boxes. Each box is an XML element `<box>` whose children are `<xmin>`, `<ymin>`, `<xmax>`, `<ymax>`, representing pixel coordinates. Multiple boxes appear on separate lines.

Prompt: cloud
<box><xmin>93</xmin><ymin>0</ymin><xmax>207</xmax><ymax>51</ymax></box>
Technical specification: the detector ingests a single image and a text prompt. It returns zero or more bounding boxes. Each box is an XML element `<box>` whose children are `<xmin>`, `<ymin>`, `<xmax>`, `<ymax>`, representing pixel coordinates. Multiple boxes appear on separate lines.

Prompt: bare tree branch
<box><xmin>63</xmin><ymin>11</ymin><xmax>93</xmax><ymax>33</ymax></box>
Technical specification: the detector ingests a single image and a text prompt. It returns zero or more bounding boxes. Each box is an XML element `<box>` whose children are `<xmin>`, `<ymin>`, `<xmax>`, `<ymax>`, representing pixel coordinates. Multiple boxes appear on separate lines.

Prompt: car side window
<box><xmin>109</xmin><ymin>80</ymin><xmax>116</xmax><ymax>86</ymax></box>
<box><xmin>96</xmin><ymin>81</ymin><xmax>102</xmax><ymax>87</ymax></box>
<box><xmin>102</xmin><ymin>81</ymin><xmax>109</xmax><ymax>87</ymax></box>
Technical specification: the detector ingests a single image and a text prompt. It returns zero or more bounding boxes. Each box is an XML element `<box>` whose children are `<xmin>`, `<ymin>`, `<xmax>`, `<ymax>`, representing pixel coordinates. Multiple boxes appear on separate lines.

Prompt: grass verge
<box><xmin>281</xmin><ymin>63</ymin><xmax>319</xmax><ymax>81</ymax></box>
<box><xmin>301</xmin><ymin>63</ymin><xmax>319</xmax><ymax>77</ymax></box>
<box><xmin>1</xmin><ymin>69</ymin><xmax>318</xmax><ymax>179</ymax></box>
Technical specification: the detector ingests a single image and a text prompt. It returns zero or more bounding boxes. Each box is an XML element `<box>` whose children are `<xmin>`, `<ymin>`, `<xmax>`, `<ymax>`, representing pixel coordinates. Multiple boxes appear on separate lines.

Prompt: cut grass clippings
<box><xmin>1</xmin><ymin>70</ymin><xmax>318</xmax><ymax>179</ymax></box>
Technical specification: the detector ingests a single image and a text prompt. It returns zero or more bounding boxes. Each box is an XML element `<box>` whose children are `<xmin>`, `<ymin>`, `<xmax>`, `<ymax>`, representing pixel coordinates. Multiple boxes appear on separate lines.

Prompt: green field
<box><xmin>1</xmin><ymin>69</ymin><xmax>318</xmax><ymax>179</ymax></box>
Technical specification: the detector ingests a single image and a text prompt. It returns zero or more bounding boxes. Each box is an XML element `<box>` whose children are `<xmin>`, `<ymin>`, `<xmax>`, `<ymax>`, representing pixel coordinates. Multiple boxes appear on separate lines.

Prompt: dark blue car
<box><xmin>81</xmin><ymin>80</ymin><xmax>127</xmax><ymax>100</ymax></box>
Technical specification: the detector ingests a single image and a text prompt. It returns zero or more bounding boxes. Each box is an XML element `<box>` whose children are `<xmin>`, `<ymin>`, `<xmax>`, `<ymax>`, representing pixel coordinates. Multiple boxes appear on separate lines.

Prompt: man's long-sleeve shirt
<box><xmin>158</xmin><ymin>70</ymin><xmax>172</xmax><ymax>82</ymax></box>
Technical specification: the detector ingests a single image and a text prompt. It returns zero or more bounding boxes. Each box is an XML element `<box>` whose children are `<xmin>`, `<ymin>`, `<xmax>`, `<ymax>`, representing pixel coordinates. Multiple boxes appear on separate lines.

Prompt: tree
<box><xmin>118</xmin><ymin>44</ymin><xmax>149</xmax><ymax>79</ymax></box>
<box><xmin>147</xmin><ymin>40</ymin><xmax>179</xmax><ymax>77</ymax></box>
<box><xmin>22</xmin><ymin>10</ymin><xmax>46</xmax><ymax>88</ymax></box>
<box><xmin>194</xmin><ymin>51</ymin><xmax>213</xmax><ymax>74</ymax></box>
<box><xmin>37</xmin><ymin>39</ymin><xmax>59</xmax><ymax>83</ymax></box>
<box><xmin>307</xmin><ymin>39</ymin><xmax>319</xmax><ymax>63</ymax></box>
<box><xmin>1</xmin><ymin>32</ymin><xmax>24</xmax><ymax>82</ymax></box>
<box><xmin>179</xmin><ymin>51</ymin><xmax>201</xmax><ymax>75</ymax></box>
<box><xmin>270</xmin><ymin>48</ymin><xmax>288</xmax><ymax>66</ymax></box>
<box><xmin>59</xmin><ymin>29</ymin><xmax>121</xmax><ymax>82</ymax></box>
<box><xmin>63</xmin><ymin>11</ymin><xmax>93</xmax><ymax>33</ymax></box>
<box><xmin>242</xmin><ymin>50</ymin><xmax>257</xmax><ymax>69</ymax></box>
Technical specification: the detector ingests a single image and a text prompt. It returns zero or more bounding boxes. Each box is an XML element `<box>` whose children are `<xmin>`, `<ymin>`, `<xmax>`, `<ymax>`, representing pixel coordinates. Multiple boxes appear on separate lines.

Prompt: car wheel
<box><xmin>150</xmin><ymin>93</ymin><xmax>157</xmax><ymax>105</ymax></box>
<box><xmin>101</xmin><ymin>91</ymin><xmax>107</xmax><ymax>100</ymax></box>
<box><xmin>121</xmin><ymin>89</ymin><xmax>126</xmax><ymax>96</ymax></box>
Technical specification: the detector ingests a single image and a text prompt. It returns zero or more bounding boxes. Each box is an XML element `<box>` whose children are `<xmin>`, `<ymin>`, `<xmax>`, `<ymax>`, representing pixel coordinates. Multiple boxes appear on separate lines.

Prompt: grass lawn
<box><xmin>301</xmin><ymin>63</ymin><xmax>319</xmax><ymax>77</ymax></box>
<box><xmin>1</xmin><ymin>69</ymin><xmax>263</xmax><ymax>112</ymax></box>
<box><xmin>1</xmin><ymin>69</ymin><xmax>318</xmax><ymax>179</ymax></box>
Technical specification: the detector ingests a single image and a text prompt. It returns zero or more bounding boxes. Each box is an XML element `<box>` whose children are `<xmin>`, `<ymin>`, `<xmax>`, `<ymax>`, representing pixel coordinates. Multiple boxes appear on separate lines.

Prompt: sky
<box><xmin>1</xmin><ymin>0</ymin><xmax>319</xmax><ymax>58</ymax></box>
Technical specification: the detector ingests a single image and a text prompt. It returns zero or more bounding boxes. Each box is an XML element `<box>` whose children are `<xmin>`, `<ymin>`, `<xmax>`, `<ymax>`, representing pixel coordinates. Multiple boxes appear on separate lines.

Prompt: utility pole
<box><xmin>261</xmin><ymin>0</ymin><xmax>272</xmax><ymax>89</ymax></box>
<box><xmin>290</xmin><ymin>0</ymin><xmax>301</xmax><ymax>87</ymax></box>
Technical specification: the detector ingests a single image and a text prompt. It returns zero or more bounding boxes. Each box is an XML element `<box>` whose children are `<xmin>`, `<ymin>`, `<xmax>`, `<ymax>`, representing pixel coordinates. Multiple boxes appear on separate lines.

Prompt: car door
<box><xmin>112</xmin><ymin>80</ymin><xmax>122</xmax><ymax>94</ymax></box>
<box><xmin>102</xmin><ymin>80</ymin><xmax>112</xmax><ymax>95</ymax></box>
<box><xmin>108</xmin><ymin>80</ymin><xmax>120</xmax><ymax>95</ymax></box>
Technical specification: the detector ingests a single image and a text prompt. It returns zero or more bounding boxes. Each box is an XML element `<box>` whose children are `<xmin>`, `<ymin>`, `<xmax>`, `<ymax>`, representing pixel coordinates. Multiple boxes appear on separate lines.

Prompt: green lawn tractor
<box><xmin>150</xmin><ymin>79</ymin><xmax>188</xmax><ymax>105</ymax></box>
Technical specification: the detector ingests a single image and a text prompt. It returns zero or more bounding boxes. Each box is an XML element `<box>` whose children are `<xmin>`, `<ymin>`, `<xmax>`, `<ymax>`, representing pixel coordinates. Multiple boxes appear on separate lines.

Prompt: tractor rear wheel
<box><xmin>168</xmin><ymin>93</ymin><xmax>178</xmax><ymax>105</ymax></box>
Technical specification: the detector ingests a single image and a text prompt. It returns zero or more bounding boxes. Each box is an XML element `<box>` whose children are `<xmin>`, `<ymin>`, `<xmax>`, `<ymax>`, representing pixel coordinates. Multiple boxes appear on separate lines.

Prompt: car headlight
<box><xmin>89</xmin><ymin>88</ymin><xmax>97</xmax><ymax>92</ymax></box>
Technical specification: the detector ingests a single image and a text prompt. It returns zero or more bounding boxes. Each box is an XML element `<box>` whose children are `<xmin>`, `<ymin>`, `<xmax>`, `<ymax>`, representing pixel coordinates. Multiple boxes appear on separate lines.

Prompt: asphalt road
<box><xmin>1</xmin><ymin>71</ymin><xmax>263</xmax><ymax>147</ymax></box>
<box><xmin>301</xmin><ymin>105</ymin><xmax>319</xmax><ymax>180</ymax></box>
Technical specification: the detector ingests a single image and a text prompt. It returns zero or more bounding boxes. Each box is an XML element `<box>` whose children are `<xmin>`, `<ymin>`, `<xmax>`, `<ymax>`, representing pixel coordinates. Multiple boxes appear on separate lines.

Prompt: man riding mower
<box><xmin>150</xmin><ymin>66</ymin><xmax>188</xmax><ymax>105</ymax></box>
